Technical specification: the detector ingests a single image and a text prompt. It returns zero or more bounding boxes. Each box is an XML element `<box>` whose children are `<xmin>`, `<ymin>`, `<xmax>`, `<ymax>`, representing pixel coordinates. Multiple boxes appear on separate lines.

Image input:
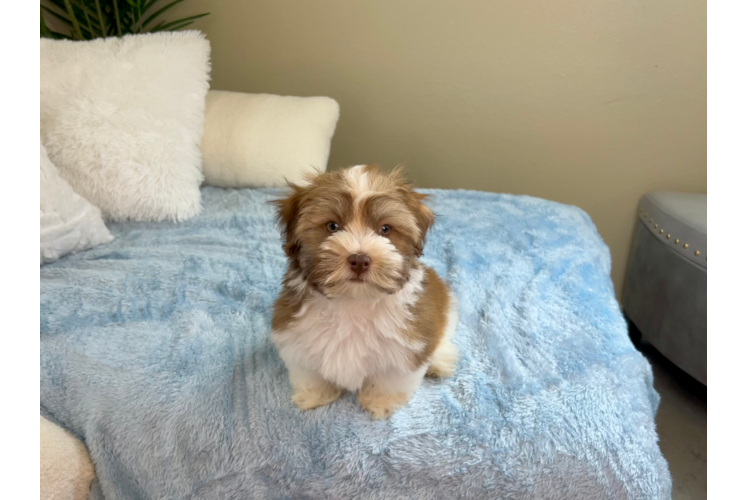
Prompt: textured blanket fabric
<box><xmin>40</xmin><ymin>188</ymin><xmax>671</xmax><ymax>499</ymax></box>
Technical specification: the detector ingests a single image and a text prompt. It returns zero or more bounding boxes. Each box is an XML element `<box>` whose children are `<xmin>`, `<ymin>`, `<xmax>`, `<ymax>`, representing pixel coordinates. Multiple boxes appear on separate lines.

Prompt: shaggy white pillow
<box><xmin>201</xmin><ymin>91</ymin><xmax>340</xmax><ymax>188</ymax></box>
<box><xmin>41</xmin><ymin>142</ymin><xmax>113</xmax><ymax>265</ymax></box>
<box><xmin>40</xmin><ymin>32</ymin><xmax>210</xmax><ymax>222</ymax></box>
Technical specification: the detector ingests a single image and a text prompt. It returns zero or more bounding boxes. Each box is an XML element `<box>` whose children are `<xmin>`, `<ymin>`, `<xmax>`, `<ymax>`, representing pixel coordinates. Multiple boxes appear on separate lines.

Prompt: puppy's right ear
<box><xmin>271</xmin><ymin>183</ymin><xmax>307</xmax><ymax>257</ymax></box>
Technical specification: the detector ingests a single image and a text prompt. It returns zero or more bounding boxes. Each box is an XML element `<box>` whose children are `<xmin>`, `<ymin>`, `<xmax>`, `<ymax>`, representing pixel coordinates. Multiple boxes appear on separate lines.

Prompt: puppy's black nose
<box><xmin>348</xmin><ymin>254</ymin><xmax>371</xmax><ymax>275</ymax></box>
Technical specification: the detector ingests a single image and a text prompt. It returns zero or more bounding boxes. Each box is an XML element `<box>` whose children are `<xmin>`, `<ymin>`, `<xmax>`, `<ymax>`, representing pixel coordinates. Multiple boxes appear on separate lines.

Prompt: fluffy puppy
<box><xmin>271</xmin><ymin>165</ymin><xmax>458</xmax><ymax>419</ymax></box>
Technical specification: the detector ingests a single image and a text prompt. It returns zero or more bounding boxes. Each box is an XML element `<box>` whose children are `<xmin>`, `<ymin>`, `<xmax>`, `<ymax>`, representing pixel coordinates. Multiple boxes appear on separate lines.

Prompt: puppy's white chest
<box><xmin>272</xmin><ymin>294</ymin><xmax>421</xmax><ymax>391</ymax></box>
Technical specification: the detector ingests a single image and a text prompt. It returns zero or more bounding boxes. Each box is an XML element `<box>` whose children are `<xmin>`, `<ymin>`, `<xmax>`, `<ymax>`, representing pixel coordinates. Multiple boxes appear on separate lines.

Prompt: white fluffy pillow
<box><xmin>201</xmin><ymin>91</ymin><xmax>340</xmax><ymax>187</ymax></box>
<box><xmin>41</xmin><ymin>142</ymin><xmax>113</xmax><ymax>264</ymax></box>
<box><xmin>40</xmin><ymin>32</ymin><xmax>210</xmax><ymax>222</ymax></box>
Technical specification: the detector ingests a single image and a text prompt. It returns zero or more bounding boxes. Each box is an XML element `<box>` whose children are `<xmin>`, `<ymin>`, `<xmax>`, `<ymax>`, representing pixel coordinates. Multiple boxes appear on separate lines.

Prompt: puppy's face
<box><xmin>274</xmin><ymin>165</ymin><xmax>434</xmax><ymax>300</ymax></box>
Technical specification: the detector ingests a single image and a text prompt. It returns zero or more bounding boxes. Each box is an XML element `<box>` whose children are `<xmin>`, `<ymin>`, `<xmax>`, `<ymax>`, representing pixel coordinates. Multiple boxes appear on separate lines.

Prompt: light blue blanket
<box><xmin>40</xmin><ymin>187</ymin><xmax>671</xmax><ymax>499</ymax></box>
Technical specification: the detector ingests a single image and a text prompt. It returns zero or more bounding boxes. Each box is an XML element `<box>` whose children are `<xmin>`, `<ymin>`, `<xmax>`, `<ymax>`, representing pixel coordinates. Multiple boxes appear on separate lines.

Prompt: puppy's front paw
<box><xmin>292</xmin><ymin>384</ymin><xmax>343</xmax><ymax>411</ymax></box>
<box><xmin>358</xmin><ymin>390</ymin><xmax>409</xmax><ymax>419</ymax></box>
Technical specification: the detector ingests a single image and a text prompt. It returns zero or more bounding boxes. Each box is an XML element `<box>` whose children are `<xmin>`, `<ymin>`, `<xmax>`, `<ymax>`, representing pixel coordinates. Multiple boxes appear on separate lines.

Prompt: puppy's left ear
<box><xmin>411</xmin><ymin>192</ymin><xmax>435</xmax><ymax>256</ymax></box>
<box><xmin>391</xmin><ymin>165</ymin><xmax>435</xmax><ymax>256</ymax></box>
<box><xmin>271</xmin><ymin>183</ymin><xmax>308</xmax><ymax>257</ymax></box>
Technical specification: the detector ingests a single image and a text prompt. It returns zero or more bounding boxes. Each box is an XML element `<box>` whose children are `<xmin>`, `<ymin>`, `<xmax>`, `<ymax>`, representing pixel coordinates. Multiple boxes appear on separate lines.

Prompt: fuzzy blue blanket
<box><xmin>40</xmin><ymin>187</ymin><xmax>671</xmax><ymax>499</ymax></box>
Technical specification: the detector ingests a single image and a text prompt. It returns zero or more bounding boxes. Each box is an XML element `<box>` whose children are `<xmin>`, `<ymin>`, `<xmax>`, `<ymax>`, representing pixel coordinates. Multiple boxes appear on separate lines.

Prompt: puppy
<box><xmin>271</xmin><ymin>165</ymin><xmax>458</xmax><ymax>419</ymax></box>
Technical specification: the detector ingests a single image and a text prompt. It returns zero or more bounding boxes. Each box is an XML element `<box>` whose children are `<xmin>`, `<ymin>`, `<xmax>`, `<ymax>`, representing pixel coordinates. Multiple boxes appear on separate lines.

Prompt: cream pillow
<box><xmin>40</xmin><ymin>416</ymin><xmax>95</xmax><ymax>500</ymax></box>
<box><xmin>40</xmin><ymin>32</ymin><xmax>210</xmax><ymax>222</ymax></box>
<box><xmin>41</xmin><ymin>143</ymin><xmax>113</xmax><ymax>265</ymax></box>
<box><xmin>201</xmin><ymin>91</ymin><xmax>340</xmax><ymax>187</ymax></box>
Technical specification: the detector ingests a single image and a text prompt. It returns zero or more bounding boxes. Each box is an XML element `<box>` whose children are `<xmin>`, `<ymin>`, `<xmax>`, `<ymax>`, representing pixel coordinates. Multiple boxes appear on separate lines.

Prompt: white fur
<box><xmin>40</xmin><ymin>32</ymin><xmax>210</xmax><ymax>222</ymax></box>
<box><xmin>365</xmin><ymin>363</ymin><xmax>429</xmax><ymax>400</ymax></box>
<box><xmin>201</xmin><ymin>91</ymin><xmax>340</xmax><ymax>188</ymax></box>
<box><xmin>428</xmin><ymin>293</ymin><xmax>460</xmax><ymax>377</ymax></box>
<box><xmin>344</xmin><ymin>165</ymin><xmax>373</xmax><ymax>202</ymax></box>
<box><xmin>40</xmin><ymin>142</ymin><xmax>113</xmax><ymax>264</ymax></box>
<box><xmin>273</xmin><ymin>266</ymin><xmax>426</xmax><ymax>392</ymax></box>
<box><xmin>443</xmin><ymin>292</ymin><xmax>459</xmax><ymax>344</ymax></box>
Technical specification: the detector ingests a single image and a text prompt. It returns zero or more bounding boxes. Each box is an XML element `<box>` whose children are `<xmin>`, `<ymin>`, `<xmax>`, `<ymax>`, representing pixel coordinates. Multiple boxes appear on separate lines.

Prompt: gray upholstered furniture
<box><xmin>623</xmin><ymin>191</ymin><xmax>707</xmax><ymax>384</ymax></box>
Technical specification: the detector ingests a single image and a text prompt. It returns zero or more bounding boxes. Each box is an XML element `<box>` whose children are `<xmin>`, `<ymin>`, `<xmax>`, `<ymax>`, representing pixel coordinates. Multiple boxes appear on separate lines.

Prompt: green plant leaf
<box><xmin>69</xmin><ymin>0</ymin><xmax>102</xmax><ymax>25</ymax></box>
<box><xmin>62</xmin><ymin>0</ymin><xmax>84</xmax><ymax>39</ymax></box>
<box><xmin>81</xmin><ymin>5</ymin><xmax>97</xmax><ymax>38</ymax></box>
<box><xmin>41</xmin><ymin>5</ymin><xmax>72</xmax><ymax>27</ymax></box>
<box><xmin>49</xmin><ymin>0</ymin><xmax>101</xmax><ymax>24</ymax></box>
<box><xmin>40</xmin><ymin>5</ymin><xmax>97</xmax><ymax>39</ymax></box>
<box><xmin>46</xmin><ymin>1</ymin><xmax>84</xmax><ymax>29</ymax></box>
<box><xmin>126</xmin><ymin>0</ymin><xmax>143</xmax><ymax>26</ymax></box>
<box><xmin>70</xmin><ymin>0</ymin><xmax>101</xmax><ymax>29</ymax></box>
<box><xmin>167</xmin><ymin>20</ymin><xmax>195</xmax><ymax>31</ymax></box>
<box><xmin>139</xmin><ymin>0</ymin><xmax>186</xmax><ymax>30</ymax></box>
<box><xmin>112</xmin><ymin>0</ymin><xmax>122</xmax><ymax>36</ymax></box>
<box><xmin>46</xmin><ymin>2</ymin><xmax>97</xmax><ymax>26</ymax></box>
<box><xmin>93</xmin><ymin>0</ymin><xmax>108</xmax><ymax>37</ymax></box>
<box><xmin>142</xmin><ymin>0</ymin><xmax>160</xmax><ymax>14</ymax></box>
<box><xmin>152</xmin><ymin>12</ymin><xmax>208</xmax><ymax>32</ymax></box>
<box><xmin>40</xmin><ymin>11</ymin><xmax>55</xmax><ymax>38</ymax></box>
<box><xmin>48</xmin><ymin>29</ymin><xmax>75</xmax><ymax>39</ymax></box>
<box><xmin>43</xmin><ymin>0</ymin><xmax>208</xmax><ymax>40</ymax></box>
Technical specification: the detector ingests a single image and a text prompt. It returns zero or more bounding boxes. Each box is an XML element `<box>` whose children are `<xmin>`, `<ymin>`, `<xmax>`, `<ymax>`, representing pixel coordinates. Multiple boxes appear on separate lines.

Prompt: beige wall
<box><xmin>175</xmin><ymin>0</ymin><xmax>706</xmax><ymax>299</ymax></box>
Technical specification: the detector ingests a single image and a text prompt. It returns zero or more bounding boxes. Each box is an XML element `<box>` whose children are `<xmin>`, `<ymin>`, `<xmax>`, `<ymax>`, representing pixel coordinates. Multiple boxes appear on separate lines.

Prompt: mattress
<box><xmin>40</xmin><ymin>187</ymin><xmax>671</xmax><ymax>499</ymax></box>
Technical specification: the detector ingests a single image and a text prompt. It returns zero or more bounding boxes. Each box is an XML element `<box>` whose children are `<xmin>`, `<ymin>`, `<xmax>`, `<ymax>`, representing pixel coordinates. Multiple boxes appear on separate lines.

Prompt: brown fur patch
<box><xmin>389</xmin><ymin>166</ymin><xmax>435</xmax><ymax>255</ymax></box>
<box><xmin>272</xmin><ymin>173</ymin><xmax>355</xmax><ymax>259</ymax></box>
<box><xmin>405</xmin><ymin>266</ymin><xmax>451</xmax><ymax>368</ymax></box>
<box><xmin>271</xmin><ymin>270</ymin><xmax>306</xmax><ymax>331</ymax></box>
<box><xmin>362</xmin><ymin>194</ymin><xmax>419</xmax><ymax>245</ymax></box>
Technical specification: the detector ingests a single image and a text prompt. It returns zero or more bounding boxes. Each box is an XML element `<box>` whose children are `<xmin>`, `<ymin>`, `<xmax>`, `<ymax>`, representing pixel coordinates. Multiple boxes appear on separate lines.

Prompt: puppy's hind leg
<box><xmin>426</xmin><ymin>338</ymin><xmax>459</xmax><ymax>378</ymax></box>
<box><xmin>427</xmin><ymin>293</ymin><xmax>459</xmax><ymax>378</ymax></box>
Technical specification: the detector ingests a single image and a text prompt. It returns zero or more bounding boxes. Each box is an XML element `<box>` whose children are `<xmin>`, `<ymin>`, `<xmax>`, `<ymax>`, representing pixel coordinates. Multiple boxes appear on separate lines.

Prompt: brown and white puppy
<box><xmin>271</xmin><ymin>165</ymin><xmax>458</xmax><ymax>419</ymax></box>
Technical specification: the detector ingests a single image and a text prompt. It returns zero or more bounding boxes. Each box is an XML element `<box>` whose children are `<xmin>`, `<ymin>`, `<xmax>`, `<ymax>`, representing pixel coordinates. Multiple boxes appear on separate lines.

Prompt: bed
<box><xmin>40</xmin><ymin>187</ymin><xmax>671</xmax><ymax>499</ymax></box>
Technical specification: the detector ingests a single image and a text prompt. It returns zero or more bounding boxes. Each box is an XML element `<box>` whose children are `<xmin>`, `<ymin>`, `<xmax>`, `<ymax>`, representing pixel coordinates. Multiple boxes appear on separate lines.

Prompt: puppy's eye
<box><xmin>380</xmin><ymin>224</ymin><xmax>391</xmax><ymax>236</ymax></box>
<box><xmin>326</xmin><ymin>222</ymin><xmax>339</xmax><ymax>232</ymax></box>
